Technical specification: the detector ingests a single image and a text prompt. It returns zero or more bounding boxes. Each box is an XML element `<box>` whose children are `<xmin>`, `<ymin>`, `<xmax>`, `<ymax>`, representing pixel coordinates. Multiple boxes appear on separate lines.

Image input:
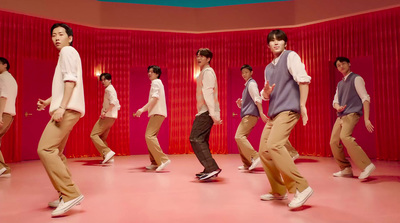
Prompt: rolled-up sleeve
<box><xmin>106</xmin><ymin>88</ymin><xmax>119</xmax><ymax>106</ymax></box>
<box><xmin>248</xmin><ymin>81</ymin><xmax>262</xmax><ymax>104</ymax></box>
<box><xmin>60</xmin><ymin>47</ymin><xmax>78</xmax><ymax>82</ymax></box>
<box><xmin>355</xmin><ymin>76</ymin><xmax>370</xmax><ymax>103</ymax></box>
<box><xmin>287</xmin><ymin>52</ymin><xmax>311</xmax><ymax>84</ymax></box>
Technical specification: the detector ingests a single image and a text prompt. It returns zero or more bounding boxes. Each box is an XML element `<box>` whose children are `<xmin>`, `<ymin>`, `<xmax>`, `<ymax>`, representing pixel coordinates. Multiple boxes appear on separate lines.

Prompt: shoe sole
<box><xmin>51</xmin><ymin>195</ymin><xmax>84</xmax><ymax>217</ymax></box>
<box><xmin>288</xmin><ymin>189</ymin><xmax>313</xmax><ymax>208</ymax></box>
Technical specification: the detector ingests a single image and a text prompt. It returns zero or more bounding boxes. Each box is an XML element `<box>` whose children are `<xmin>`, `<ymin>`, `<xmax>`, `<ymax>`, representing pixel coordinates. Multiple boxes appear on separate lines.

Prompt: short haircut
<box><xmin>50</xmin><ymin>23</ymin><xmax>74</xmax><ymax>46</ymax></box>
<box><xmin>100</xmin><ymin>73</ymin><xmax>112</xmax><ymax>81</ymax></box>
<box><xmin>196</xmin><ymin>48</ymin><xmax>213</xmax><ymax>64</ymax></box>
<box><xmin>0</xmin><ymin>57</ymin><xmax>10</xmax><ymax>70</ymax></box>
<box><xmin>334</xmin><ymin>57</ymin><xmax>350</xmax><ymax>67</ymax></box>
<box><xmin>267</xmin><ymin>29</ymin><xmax>288</xmax><ymax>44</ymax></box>
<box><xmin>240</xmin><ymin>64</ymin><xmax>253</xmax><ymax>72</ymax></box>
<box><xmin>148</xmin><ymin>65</ymin><xmax>162</xmax><ymax>79</ymax></box>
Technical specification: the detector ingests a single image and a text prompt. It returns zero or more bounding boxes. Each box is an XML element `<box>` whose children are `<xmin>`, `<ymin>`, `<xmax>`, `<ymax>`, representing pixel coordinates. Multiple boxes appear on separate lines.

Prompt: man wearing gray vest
<box><xmin>235</xmin><ymin>64</ymin><xmax>268</xmax><ymax>171</ymax></box>
<box><xmin>259</xmin><ymin>29</ymin><xmax>313</xmax><ymax>209</ymax></box>
<box><xmin>330</xmin><ymin>57</ymin><xmax>375</xmax><ymax>180</ymax></box>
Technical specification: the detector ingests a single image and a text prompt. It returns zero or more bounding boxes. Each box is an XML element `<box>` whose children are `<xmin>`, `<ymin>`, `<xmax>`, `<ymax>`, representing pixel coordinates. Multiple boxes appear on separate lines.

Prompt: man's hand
<box><xmin>37</xmin><ymin>98</ymin><xmax>49</xmax><ymax>111</ymax></box>
<box><xmin>365</xmin><ymin>120</ymin><xmax>374</xmax><ymax>133</ymax></box>
<box><xmin>52</xmin><ymin>108</ymin><xmax>65</xmax><ymax>122</ymax></box>
<box><xmin>262</xmin><ymin>80</ymin><xmax>275</xmax><ymax>99</ymax></box>
<box><xmin>336</xmin><ymin>105</ymin><xmax>347</xmax><ymax>113</ymax></box>
<box><xmin>260</xmin><ymin>113</ymin><xmax>268</xmax><ymax>123</ymax></box>
<box><xmin>100</xmin><ymin>111</ymin><xmax>106</xmax><ymax>119</ymax></box>
<box><xmin>0</xmin><ymin>116</ymin><xmax>3</xmax><ymax>128</ymax></box>
<box><xmin>300</xmin><ymin>105</ymin><xmax>308</xmax><ymax>126</ymax></box>
<box><xmin>236</xmin><ymin>98</ymin><xmax>242</xmax><ymax>108</ymax></box>
<box><xmin>211</xmin><ymin>116</ymin><xmax>222</xmax><ymax>125</ymax></box>
<box><xmin>135</xmin><ymin>108</ymin><xmax>144</xmax><ymax>117</ymax></box>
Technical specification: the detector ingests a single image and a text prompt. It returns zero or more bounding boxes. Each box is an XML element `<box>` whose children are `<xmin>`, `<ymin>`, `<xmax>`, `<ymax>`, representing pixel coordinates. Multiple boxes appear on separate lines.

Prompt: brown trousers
<box><xmin>145</xmin><ymin>115</ymin><xmax>169</xmax><ymax>165</ymax></box>
<box><xmin>259</xmin><ymin>111</ymin><xmax>309</xmax><ymax>195</ymax></box>
<box><xmin>0</xmin><ymin>113</ymin><xmax>14</xmax><ymax>173</ymax></box>
<box><xmin>37</xmin><ymin>110</ymin><xmax>81</xmax><ymax>202</ymax></box>
<box><xmin>330</xmin><ymin>113</ymin><xmax>372</xmax><ymax>170</ymax></box>
<box><xmin>90</xmin><ymin>117</ymin><xmax>116</xmax><ymax>158</ymax></box>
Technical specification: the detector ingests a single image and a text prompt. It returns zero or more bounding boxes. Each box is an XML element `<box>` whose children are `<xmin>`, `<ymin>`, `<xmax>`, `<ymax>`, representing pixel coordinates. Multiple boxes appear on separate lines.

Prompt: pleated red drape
<box><xmin>1</xmin><ymin>6</ymin><xmax>399</xmax><ymax>161</ymax></box>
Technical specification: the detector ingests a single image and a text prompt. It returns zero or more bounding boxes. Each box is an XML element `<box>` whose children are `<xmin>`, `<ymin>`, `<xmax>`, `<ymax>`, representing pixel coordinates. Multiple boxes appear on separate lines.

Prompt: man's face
<box><xmin>336</xmin><ymin>61</ymin><xmax>351</xmax><ymax>75</ymax></box>
<box><xmin>268</xmin><ymin>36</ymin><xmax>286</xmax><ymax>56</ymax></box>
<box><xmin>52</xmin><ymin>27</ymin><xmax>72</xmax><ymax>50</ymax></box>
<box><xmin>241</xmin><ymin>68</ymin><xmax>253</xmax><ymax>82</ymax></box>
<box><xmin>196</xmin><ymin>54</ymin><xmax>210</xmax><ymax>68</ymax></box>
<box><xmin>148</xmin><ymin>68</ymin><xmax>158</xmax><ymax>81</ymax></box>
<box><xmin>0</xmin><ymin>62</ymin><xmax>7</xmax><ymax>73</ymax></box>
<box><xmin>101</xmin><ymin>76</ymin><xmax>111</xmax><ymax>88</ymax></box>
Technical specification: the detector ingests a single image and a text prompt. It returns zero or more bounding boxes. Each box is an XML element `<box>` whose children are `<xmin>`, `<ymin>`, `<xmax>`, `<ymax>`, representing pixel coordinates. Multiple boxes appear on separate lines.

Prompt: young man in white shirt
<box><xmin>36</xmin><ymin>23</ymin><xmax>85</xmax><ymax>217</ymax></box>
<box><xmin>330</xmin><ymin>57</ymin><xmax>375</xmax><ymax>180</ymax></box>
<box><xmin>135</xmin><ymin>65</ymin><xmax>170</xmax><ymax>172</ymax></box>
<box><xmin>259</xmin><ymin>30</ymin><xmax>313</xmax><ymax>208</ymax></box>
<box><xmin>90</xmin><ymin>73</ymin><xmax>120</xmax><ymax>164</ymax></box>
<box><xmin>190</xmin><ymin>48</ymin><xmax>222</xmax><ymax>181</ymax></box>
<box><xmin>0</xmin><ymin>57</ymin><xmax>18</xmax><ymax>178</ymax></box>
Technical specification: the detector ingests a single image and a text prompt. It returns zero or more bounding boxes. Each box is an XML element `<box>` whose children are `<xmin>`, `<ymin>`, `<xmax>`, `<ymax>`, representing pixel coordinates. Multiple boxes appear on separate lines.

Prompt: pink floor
<box><xmin>0</xmin><ymin>154</ymin><xmax>399</xmax><ymax>223</ymax></box>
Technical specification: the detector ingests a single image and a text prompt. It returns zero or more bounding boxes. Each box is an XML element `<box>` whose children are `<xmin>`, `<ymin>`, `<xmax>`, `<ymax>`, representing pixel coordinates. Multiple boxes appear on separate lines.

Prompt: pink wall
<box><xmin>1</xmin><ymin>0</ymin><xmax>399</xmax><ymax>32</ymax></box>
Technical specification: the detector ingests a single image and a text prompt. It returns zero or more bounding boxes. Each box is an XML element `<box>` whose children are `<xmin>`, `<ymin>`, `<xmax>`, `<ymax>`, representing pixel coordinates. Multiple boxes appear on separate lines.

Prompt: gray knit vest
<box><xmin>265</xmin><ymin>50</ymin><xmax>300</xmax><ymax>118</ymax></box>
<box><xmin>337</xmin><ymin>72</ymin><xmax>363</xmax><ymax>117</ymax></box>
<box><xmin>240</xmin><ymin>78</ymin><xmax>260</xmax><ymax>118</ymax></box>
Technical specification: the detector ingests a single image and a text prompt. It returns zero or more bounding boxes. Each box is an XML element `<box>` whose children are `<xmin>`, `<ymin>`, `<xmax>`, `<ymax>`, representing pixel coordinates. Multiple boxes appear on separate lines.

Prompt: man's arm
<box><xmin>299</xmin><ymin>83</ymin><xmax>309</xmax><ymax>126</ymax></box>
<box><xmin>202</xmin><ymin>70</ymin><xmax>221</xmax><ymax>124</ymax></box>
<box><xmin>135</xmin><ymin>97</ymin><xmax>158</xmax><ymax>117</ymax></box>
<box><xmin>0</xmin><ymin>97</ymin><xmax>6</xmax><ymax>128</ymax></box>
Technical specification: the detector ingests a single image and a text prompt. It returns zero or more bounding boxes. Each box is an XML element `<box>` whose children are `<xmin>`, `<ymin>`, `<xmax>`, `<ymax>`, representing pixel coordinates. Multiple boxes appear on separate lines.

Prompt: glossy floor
<box><xmin>0</xmin><ymin>154</ymin><xmax>399</xmax><ymax>223</ymax></box>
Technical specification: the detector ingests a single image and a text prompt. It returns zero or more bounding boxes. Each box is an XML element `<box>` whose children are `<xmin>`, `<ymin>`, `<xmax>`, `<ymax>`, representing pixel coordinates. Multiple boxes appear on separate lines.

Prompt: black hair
<box><xmin>51</xmin><ymin>23</ymin><xmax>74</xmax><ymax>46</ymax></box>
<box><xmin>148</xmin><ymin>65</ymin><xmax>162</xmax><ymax>79</ymax></box>
<box><xmin>100</xmin><ymin>73</ymin><xmax>112</xmax><ymax>81</ymax></box>
<box><xmin>240</xmin><ymin>64</ymin><xmax>253</xmax><ymax>72</ymax></box>
<box><xmin>0</xmin><ymin>57</ymin><xmax>10</xmax><ymax>70</ymax></box>
<box><xmin>334</xmin><ymin>57</ymin><xmax>350</xmax><ymax>67</ymax></box>
<box><xmin>267</xmin><ymin>29</ymin><xmax>288</xmax><ymax>44</ymax></box>
<box><xmin>196</xmin><ymin>48</ymin><xmax>213</xmax><ymax>64</ymax></box>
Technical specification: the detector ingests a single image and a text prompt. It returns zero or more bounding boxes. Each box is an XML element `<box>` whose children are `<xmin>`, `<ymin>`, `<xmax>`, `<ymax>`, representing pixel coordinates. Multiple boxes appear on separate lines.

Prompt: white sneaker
<box><xmin>51</xmin><ymin>195</ymin><xmax>84</xmax><ymax>217</ymax></box>
<box><xmin>292</xmin><ymin>154</ymin><xmax>300</xmax><ymax>161</ymax></box>
<box><xmin>102</xmin><ymin>151</ymin><xmax>115</xmax><ymax>164</ymax></box>
<box><xmin>359</xmin><ymin>163</ymin><xmax>376</xmax><ymax>180</ymax></box>
<box><xmin>0</xmin><ymin>167</ymin><xmax>10</xmax><ymax>177</ymax></box>
<box><xmin>288</xmin><ymin>187</ymin><xmax>313</xmax><ymax>208</ymax></box>
<box><xmin>48</xmin><ymin>199</ymin><xmax>61</xmax><ymax>208</ymax></box>
<box><xmin>238</xmin><ymin>165</ymin><xmax>249</xmax><ymax>170</ymax></box>
<box><xmin>146</xmin><ymin>164</ymin><xmax>158</xmax><ymax>170</ymax></box>
<box><xmin>333</xmin><ymin>167</ymin><xmax>353</xmax><ymax>177</ymax></box>
<box><xmin>156</xmin><ymin>160</ymin><xmax>171</xmax><ymax>172</ymax></box>
<box><xmin>260</xmin><ymin>193</ymin><xmax>288</xmax><ymax>201</ymax></box>
<box><xmin>108</xmin><ymin>158</ymin><xmax>114</xmax><ymax>163</ymax></box>
<box><xmin>248</xmin><ymin>157</ymin><xmax>260</xmax><ymax>171</ymax></box>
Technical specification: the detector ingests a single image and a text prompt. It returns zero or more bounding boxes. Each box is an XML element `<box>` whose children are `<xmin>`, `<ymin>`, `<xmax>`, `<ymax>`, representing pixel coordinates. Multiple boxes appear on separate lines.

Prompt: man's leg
<box><xmin>235</xmin><ymin>115</ymin><xmax>258</xmax><ymax>168</ymax></box>
<box><xmin>145</xmin><ymin>115</ymin><xmax>169</xmax><ymax>165</ymax></box>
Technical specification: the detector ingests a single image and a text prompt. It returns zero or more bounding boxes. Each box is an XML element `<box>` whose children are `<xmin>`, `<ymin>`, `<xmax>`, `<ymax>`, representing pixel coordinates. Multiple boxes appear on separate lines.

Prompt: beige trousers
<box><xmin>235</xmin><ymin>115</ymin><xmax>260</xmax><ymax>167</ymax></box>
<box><xmin>37</xmin><ymin>110</ymin><xmax>81</xmax><ymax>202</ymax></box>
<box><xmin>259</xmin><ymin>111</ymin><xmax>309</xmax><ymax>195</ymax></box>
<box><xmin>330</xmin><ymin>113</ymin><xmax>372</xmax><ymax>170</ymax></box>
<box><xmin>0</xmin><ymin>113</ymin><xmax>14</xmax><ymax>173</ymax></box>
<box><xmin>90</xmin><ymin>117</ymin><xmax>116</xmax><ymax>158</ymax></box>
<box><xmin>145</xmin><ymin>115</ymin><xmax>169</xmax><ymax>165</ymax></box>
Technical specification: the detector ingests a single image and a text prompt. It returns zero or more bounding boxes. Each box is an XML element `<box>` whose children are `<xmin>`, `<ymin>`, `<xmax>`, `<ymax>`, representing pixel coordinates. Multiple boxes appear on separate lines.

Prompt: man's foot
<box><xmin>238</xmin><ymin>165</ymin><xmax>249</xmax><ymax>170</ymax></box>
<box><xmin>248</xmin><ymin>157</ymin><xmax>260</xmax><ymax>171</ymax></box>
<box><xmin>288</xmin><ymin>187</ymin><xmax>313</xmax><ymax>208</ymax></box>
<box><xmin>260</xmin><ymin>193</ymin><xmax>288</xmax><ymax>201</ymax></box>
<box><xmin>146</xmin><ymin>164</ymin><xmax>158</xmax><ymax>170</ymax></box>
<box><xmin>51</xmin><ymin>195</ymin><xmax>84</xmax><ymax>217</ymax></box>
<box><xmin>199</xmin><ymin>169</ymin><xmax>222</xmax><ymax>181</ymax></box>
<box><xmin>359</xmin><ymin>163</ymin><xmax>376</xmax><ymax>180</ymax></box>
<box><xmin>102</xmin><ymin>151</ymin><xmax>116</xmax><ymax>164</ymax></box>
<box><xmin>156</xmin><ymin>160</ymin><xmax>171</xmax><ymax>172</ymax></box>
<box><xmin>333</xmin><ymin>167</ymin><xmax>353</xmax><ymax>177</ymax></box>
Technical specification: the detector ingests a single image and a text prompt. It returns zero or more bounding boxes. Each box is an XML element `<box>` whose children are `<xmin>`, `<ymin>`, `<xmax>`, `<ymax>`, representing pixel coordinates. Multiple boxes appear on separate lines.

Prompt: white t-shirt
<box><xmin>0</xmin><ymin>71</ymin><xmax>18</xmax><ymax>116</ymax></box>
<box><xmin>148</xmin><ymin>79</ymin><xmax>167</xmax><ymax>117</ymax></box>
<box><xmin>49</xmin><ymin>46</ymin><xmax>85</xmax><ymax>117</ymax></box>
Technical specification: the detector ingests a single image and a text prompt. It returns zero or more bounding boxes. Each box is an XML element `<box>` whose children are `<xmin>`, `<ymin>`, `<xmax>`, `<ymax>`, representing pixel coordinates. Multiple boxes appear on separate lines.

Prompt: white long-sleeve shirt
<box><xmin>102</xmin><ymin>84</ymin><xmax>120</xmax><ymax>118</ymax></box>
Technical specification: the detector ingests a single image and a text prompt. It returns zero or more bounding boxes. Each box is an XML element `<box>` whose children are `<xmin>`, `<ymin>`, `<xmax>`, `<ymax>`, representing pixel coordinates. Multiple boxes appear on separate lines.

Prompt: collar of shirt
<box><xmin>343</xmin><ymin>72</ymin><xmax>353</xmax><ymax>81</ymax></box>
<box><xmin>272</xmin><ymin>50</ymin><xmax>286</xmax><ymax>65</ymax></box>
<box><xmin>244</xmin><ymin>78</ymin><xmax>252</xmax><ymax>86</ymax></box>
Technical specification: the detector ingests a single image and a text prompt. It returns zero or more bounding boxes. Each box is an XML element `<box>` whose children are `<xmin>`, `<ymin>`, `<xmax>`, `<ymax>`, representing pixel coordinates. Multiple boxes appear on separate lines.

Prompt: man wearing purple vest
<box><xmin>259</xmin><ymin>29</ymin><xmax>313</xmax><ymax>209</ymax></box>
<box><xmin>235</xmin><ymin>64</ymin><xmax>268</xmax><ymax>171</ymax></box>
<box><xmin>330</xmin><ymin>57</ymin><xmax>375</xmax><ymax>180</ymax></box>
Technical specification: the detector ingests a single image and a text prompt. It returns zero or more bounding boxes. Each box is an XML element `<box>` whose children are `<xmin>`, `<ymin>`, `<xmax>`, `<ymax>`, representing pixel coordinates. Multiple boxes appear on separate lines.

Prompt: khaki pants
<box><xmin>0</xmin><ymin>113</ymin><xmax>14</xmax><ymax>173</ymax></box>
<box><xmin>259</xmin><ymin>111</ymin><xmax>309</xmax><ymax>195</ymax></box>
<box><xmin>330</xmin><ymin>113</ymin><xmax>371</xmax><ymax>170</ymax></box>
<box><xmin>37</xmin><ymin>110</ymin><xmax>81</xmax><ymax>202</ymax></box>
<box><xmin>145</xmin><ymin>115</ymin><xmax>169</xmax><ymax>165</ymax></box>
<box><xmin>90</xmin><ymin>117</ymin><xmax>116</xmax><ymax>158</ymax></box>
<box><xmin>235</xmin><ymin>115</ymin><xmax>259</xmax><ymax>167</ymax></box>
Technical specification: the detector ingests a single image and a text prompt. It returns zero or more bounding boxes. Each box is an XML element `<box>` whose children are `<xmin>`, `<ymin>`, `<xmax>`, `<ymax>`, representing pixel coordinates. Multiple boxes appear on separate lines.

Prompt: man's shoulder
<box><xmin>60</xmin><ymin>46</ymin><xmax>79</xmax><ymax>56</ymax></box>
